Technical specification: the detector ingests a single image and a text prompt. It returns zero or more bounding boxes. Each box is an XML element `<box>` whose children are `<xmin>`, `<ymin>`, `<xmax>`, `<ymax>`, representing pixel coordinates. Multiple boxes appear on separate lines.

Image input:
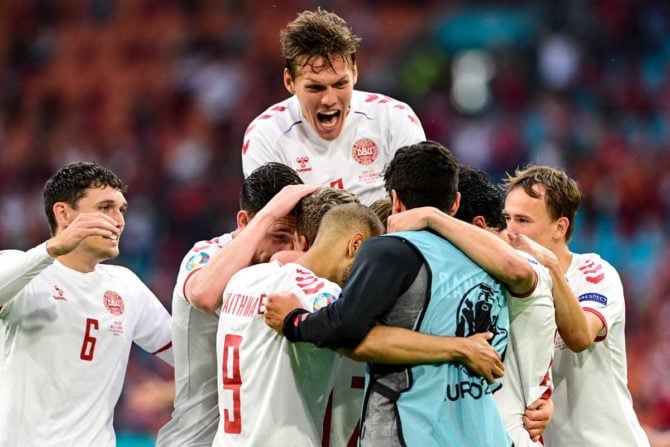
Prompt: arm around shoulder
<box><xmin>346</xmin><ymin>326</ymin><xmax>504</xmax><ymax>384</ymax></box>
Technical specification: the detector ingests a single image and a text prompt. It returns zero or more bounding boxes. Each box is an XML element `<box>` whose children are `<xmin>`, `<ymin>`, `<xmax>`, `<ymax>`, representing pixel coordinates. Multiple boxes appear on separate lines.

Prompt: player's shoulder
<box><xmin>281</xmin><ymin>262</ymin><xmax>341</xmax><ymax>299</ymax></box>
<box><xmin>181</xmin><ymin>232</ymin><xmax>233</xmax><ymax>267</ymax></box>
<box><xmin>361</xmin><ymin>234</ymin><xmax>421</xmax><ymax>261</ymax></box>
<box><xmin>0</xmin><ymin>249</ymin><xmax>24</xmax><ymax>256</ymax></box>
<box><xmin>231</xmin><ymin>260</ymin><xmax>283</xmax><ymax>284</ymax></box>
<box><xmin>96</xmin><ymin>263</ymin><xmax>143</xmax><ymax>283</ymax></box>
<box><xmin>570</xmin><ymin>252</ymin><xmax>620</xmax><ymax>283</ymax></box>
<box><xmin>244</xmin><ymin>96</ymin><xmax>300</xmax><ymax>135</ymax></box>
<box><xmin>351</xmin><ymin>89</ymin><xmax>418</xmax><ymax>117</ymax></box>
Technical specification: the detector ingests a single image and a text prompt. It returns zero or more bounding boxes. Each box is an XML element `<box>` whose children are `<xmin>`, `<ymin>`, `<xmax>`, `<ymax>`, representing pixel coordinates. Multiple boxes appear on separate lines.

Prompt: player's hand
<box><xmin>508</xmin><ymin>233</ymin><xmax>559</xmax><ymax>269</ymax></box>
<box><xmin>387</xmin><ymin>207</ymin><xmax>438</xmax><ymax>233</ymax></box>
<box><xmin>523</xmin><ymin>397</ymin><xmax>554</xmax><ymax>441</ymax></box>
<box><xmin>461</xmin><ymin>332</ymin><xmax>504</xmax><ymax>384</ymax></box>
<box><xmin>257</xmin><ymin>184</ymin><xmax>319</xmax><ymax>222</ymax></box>
<box><xmin>264</xmin><ymin>292</ymin><xmax>303</xmax><ymax>332</ymax></box>
<box><xmin>46</xmin><ymin>212</ymin><xmax>120</xmax><ymax>257</ymax></box>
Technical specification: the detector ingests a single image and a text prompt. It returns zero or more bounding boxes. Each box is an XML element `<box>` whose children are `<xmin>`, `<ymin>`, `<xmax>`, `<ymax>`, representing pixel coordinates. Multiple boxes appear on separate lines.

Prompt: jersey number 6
<box><xmin>80</xmin><ymin>318</ymin><xmax>99</xmax><ymax>361</ymax></box>
<box><xmin>222</xmin><ymin>334</ymin><xmax>243</xmax><ymax>433</ymax></box>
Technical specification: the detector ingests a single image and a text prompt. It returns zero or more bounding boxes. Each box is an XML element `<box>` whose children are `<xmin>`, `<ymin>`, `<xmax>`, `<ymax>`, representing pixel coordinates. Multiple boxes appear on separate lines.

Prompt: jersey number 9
<box><xmin>222</xmin><ymin>334</ymin><xmax>243</xmax><ymax>433</ymax></box>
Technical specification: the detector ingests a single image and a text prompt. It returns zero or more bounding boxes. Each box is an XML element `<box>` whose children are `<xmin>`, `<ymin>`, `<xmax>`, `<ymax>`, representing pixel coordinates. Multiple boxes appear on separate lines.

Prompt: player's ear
<box><xmin>351</xmin><ymin>62</ymin><xmax>358</xmax><ymax>85</ymax></box>
<box><xmin>472</xmin><ymin>215</ymin><xmax>487</xmax><ymax>229</ymax></box>
<box><xmin>296</xmin><ymin>234</ymin><xmax>309</xmax><ymax>251</ymax></box>
<box><xmin>347</xmin><ymin>232</ymin><xmax>364</xmax><ymax>257</ymax></box>
<box><xmin>52</xmin><ymin>202</ymin><xmax>71</xmax><ymax>231</ymax></box>
<box><xmin>237</xmin><ymin>210</ymin><xmax>250</xmax><ymax>229</ymax></box>
<box><xmin>554</xmin><ymin>216</ymin><xmax>570</xmax><ymax>242</ymax></box>
<box><xmin>390</xmin><ymin>190</ymin><xmax>404</xmax><ymax>214</ymax></box>
<box><xmin>449</xmin><ymin>192</ymin><xmax>461</xmax><ymax>216</ymax></box>
<box><xmin>283</xmin><ymin>68</ymin><xmax>295</xmax><ymax>95</ymax></box>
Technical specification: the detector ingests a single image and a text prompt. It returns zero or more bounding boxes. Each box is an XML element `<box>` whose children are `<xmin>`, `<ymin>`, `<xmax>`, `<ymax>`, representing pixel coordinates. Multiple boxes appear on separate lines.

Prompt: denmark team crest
<box><xmin>103</xmin><ymin>290</ymin><xmax>125</xmax><ymax>316</ymax></box>
<box><xmin>352</xmin><ymin>138</ymin><xmax>378</xmax><ymax>165</ymax></box>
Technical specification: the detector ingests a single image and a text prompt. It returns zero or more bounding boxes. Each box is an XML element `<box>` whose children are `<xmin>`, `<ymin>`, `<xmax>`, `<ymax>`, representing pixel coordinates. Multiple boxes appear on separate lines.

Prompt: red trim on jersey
<box><xmin>578</xmin><ymin>261</ymin><xmax>596</xmax><ymax>271</ymax></box>
<box><xmin>302</xmin><ymin>282</ymin><xmax>325</xmax><ymax>295</ymax></box>
<box><xmin>271</xmin><ymin>105</ymin><xmax>287</xmax><ymax>112</ymax></box>
<box><xmin>152</xmin><ymin>341</ymin><xmax>172</xmax><ymax>355</ymax></box>
<box><xmin>580</xmin><ymin>264</ymin><xmax>602</xmax><ymax>275</ymax></box>
<box><xmin>509</xmin><ymin>271</ymin><xmax>539</xmax><ymax>299</ymax></box>
<box><xmin>539</xmin><ymin>368</ymin><xmax>553</xmax><ymax>399</ymax></box>
<box><xmin>181</xmin><ymin>268</ymin><xmax>203</xmax><ymax>303</ymax></box>
<box><xmin>321</xmin><ymin>391</ymin><xmax>334</xmax><ymax>447</ymax></box>
<box><xmin>365</xmin><ymin>94</ymin><xmax>379</xmax><ymax>102</ymax></box>
<box><xmin>347</xmin><ymin>423</ymin><xmax>360</xmax><ymax>447</ymax></box>
<box><xmin>578</xmin><ymin>261</ymin><xmax>606</xmax><ymax>284</ymax></box>
<box><xmin>583</xmin><ymin>307</ymin><xmax>608</xmax><ymax>342</ymax></box>
<box><xmin>242</xmin><ymin>139</ymin><xmax>250</xmax><ymax>155</ymax></box>
<box><xmin>585</xmin><ymin>273</ymin><xmax>605</xmax><ymax>284</ymax></box>
<box><xmin>244</xmin><ymin>123</ymin><xmax>254</xmax><ymax>134</ymax></box>
<box><xmin>351</xmin><ymin>376</ymin><xmax>365</xmax><ymax>389</ymax></box>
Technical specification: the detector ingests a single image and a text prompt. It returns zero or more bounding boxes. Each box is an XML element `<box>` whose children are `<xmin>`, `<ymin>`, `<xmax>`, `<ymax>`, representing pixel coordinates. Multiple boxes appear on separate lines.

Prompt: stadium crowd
<box><xmin>1</xmin><ymin>0</ymin><xmax>670</xmax><ymax>442</ymax></box>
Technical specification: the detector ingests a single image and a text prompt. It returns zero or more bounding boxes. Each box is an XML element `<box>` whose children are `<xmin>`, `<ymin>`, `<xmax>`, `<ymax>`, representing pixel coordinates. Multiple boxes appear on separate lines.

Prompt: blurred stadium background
<box><xmin>1</xmin><ymin>0</ymin><xmax>670</xmax><ymax>445</ymax></box>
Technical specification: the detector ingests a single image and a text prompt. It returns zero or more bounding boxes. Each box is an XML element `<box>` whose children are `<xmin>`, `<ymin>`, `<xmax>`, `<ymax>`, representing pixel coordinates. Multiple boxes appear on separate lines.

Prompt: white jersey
<box><xmin>157</xmin><ymin>233</ymin><xmax>233</xmax><ymax>447</ymax></box>
<box><xmin>544</xmin><ymin>252</ymin><xmax>650</xmax><ymax>447</ymax></box>
<box><xmin>0</xmin><ymin>242</ymin><xmax>172</xmax><ymax>447</ymax></box>
<box><xmin>213</xmin><ymin>261</ymin><xmax>341</xmax><ymax>447</ymax></box>
<box><xmin>242</xmin><ymin>90</ymin><xmax>426</xmax><ymax>205</ymax></box>
<box><xmin>326</xmin><ymin>358</ymin><xmax>366</xmax><ymax>447</ymax></box>
<box><xmin>495</xmin><ymin>252</ymin><xmax>555</xmax><ymax>447</ymax></box>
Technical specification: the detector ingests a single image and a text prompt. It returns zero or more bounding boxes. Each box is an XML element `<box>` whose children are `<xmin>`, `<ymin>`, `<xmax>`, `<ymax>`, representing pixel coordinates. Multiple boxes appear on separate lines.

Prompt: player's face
<box><xmin>285</xmin><ymin>55</ymin><xmax>357</xmax><ymax>141</ymax></box>
<box><xmin>504</xmin><ymin>185</ymin><xmax>557</xmax><ymax>250</ymax></box>
<box><xmin>71</xmin><ymin>186</ymin><xmax>127</xmax><ymax>261</ymax></box>
<box><xmin>252</xmin><ymin>216</ymin><xmax>297</xmax><ymax>264</ymax></box>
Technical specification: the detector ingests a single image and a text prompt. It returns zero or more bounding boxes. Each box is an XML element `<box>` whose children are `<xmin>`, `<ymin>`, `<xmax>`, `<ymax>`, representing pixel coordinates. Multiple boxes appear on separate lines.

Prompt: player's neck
<box><xmin>57</xmin><ymin>251</ymin><xmax>99</xmax><ymax>273</ymax></box>
<box><xmin>295</xmin><ymin>247</ymin><xmax>340</xmax><ymax>286</ymax></box>
<box><xmin>554</xmin><ymin>243</ymin><xmax>573</xmax><ymax>274</ymax></box>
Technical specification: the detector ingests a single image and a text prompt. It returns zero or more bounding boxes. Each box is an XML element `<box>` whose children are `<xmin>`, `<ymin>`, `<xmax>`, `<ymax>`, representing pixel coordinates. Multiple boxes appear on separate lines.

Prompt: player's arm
<box><xmin>131</xmin><ymin>274</ymin><xmax>175</xmax><ymax>366</ymax></box>
<box><xmin>0</xmin><ymin>212</ymin><xmax>119</xmax><ymax>307</ymax></box>
<box><xmin>241</xmin><ymin>120</ymin><xmax>283</xmax><ymax>178</ymax></box>
<box><xmin>387</xmin><ymin>99</ymin><xmax>426</xmax><ymax>150</ymax></box>
<box><xmin>509</xmin><ymin>234</ymin><xmax>602</xmax><ymax>352</ymax></box>
<box><xmin>388</xmin><ymin>207</ymin><xmax>536</xmax><ymax>296</ymax></box>
<box><xmin>187</xmin><ymin>184</ymin><xmax>317</xmax><ymax>313</ymax></box>
<box><xmin>342</xmin><ymin>326</ymin><xmax>504</xmax><ymax>384</ymax></box>
<box><xmin>272</xmin><ymin>237</ymin><xmax>422</xmax><ymax>350</ymax></box>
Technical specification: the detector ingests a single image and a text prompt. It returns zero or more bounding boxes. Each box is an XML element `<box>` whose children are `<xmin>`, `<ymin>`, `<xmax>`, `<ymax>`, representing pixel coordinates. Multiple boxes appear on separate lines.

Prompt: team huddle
<box><xmin>0</xmin><ymin>8</ymin><xmax>651</xmax><ymax>447</ymax></box>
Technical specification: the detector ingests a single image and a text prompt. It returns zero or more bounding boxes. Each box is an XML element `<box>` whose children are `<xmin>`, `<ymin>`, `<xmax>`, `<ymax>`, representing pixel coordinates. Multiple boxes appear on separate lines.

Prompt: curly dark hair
<box><xmin>281</xmin><ymin>8</ymin><xmax>361</xmax><ymax>79</ymax></box>
<box><xmin>455</xmin><ymin>165</ymin><xmax>506</xmax><ymax>231</ymax></box>
<box><xmin>240</xmin><ymin>162</ymin><xmax>303</xmax><ymax>217</ymax></box>
<box><xmin>384</xmin><ymin>140</ymin><xmax>459</xmax><ymax>213</ymax></box>
<box><xmin>43</xmin><ymin>161</ymin><xmax>127</xmax><ymax>235</ymax></box>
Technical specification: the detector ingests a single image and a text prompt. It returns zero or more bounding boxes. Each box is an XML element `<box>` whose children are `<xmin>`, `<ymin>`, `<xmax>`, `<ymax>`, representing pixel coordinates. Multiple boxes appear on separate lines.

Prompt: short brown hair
<box><xmin>502</xmin><ymin>165</ymin><xmax>582</xmax><ymax>242</ymax></box>
<box><xmin>280</xmin><ymin>8</ymin><xmax>361</xmax><ymax>79</ymax></box>
<box><xmin>317</xmin><ymin>203</ymin><xmax>384</xmax><ymax>244</ymax></box>
<box><xmin>297</xmin><ymin>187</ymin><xmax>360</xmax><ymax>246</ymax></box>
